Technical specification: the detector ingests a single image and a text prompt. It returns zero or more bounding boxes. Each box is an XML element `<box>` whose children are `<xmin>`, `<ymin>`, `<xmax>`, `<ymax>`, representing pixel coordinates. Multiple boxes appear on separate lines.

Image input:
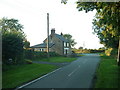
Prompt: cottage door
<box><xmin>65</xmin><ymin>49</ymin><xmax>67</xmax><ymax>55</ymax></box>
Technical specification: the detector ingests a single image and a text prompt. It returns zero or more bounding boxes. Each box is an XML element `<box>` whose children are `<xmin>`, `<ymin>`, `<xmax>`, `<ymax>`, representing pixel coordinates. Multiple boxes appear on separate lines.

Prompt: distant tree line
<box><xmin>72</xmin><ymin>48</ymin><xmax>105</xmax><ymax>54</ymax></box>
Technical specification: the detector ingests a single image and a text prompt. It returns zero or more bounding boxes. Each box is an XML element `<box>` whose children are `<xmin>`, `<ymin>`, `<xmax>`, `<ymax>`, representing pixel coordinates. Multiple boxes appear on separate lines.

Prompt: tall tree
<box><xmin>23</xmin><ymin>40</ymin><xmax>30</xmax><ymax>49</ymax></box>
<box><xmin>62</xmin><ymin>1</ymin><xmax>120</xmax><ymax>65</ymax></box>
<box><xmin>76</xmin><ymin>2</ymin><xmax>120</xmax><ymax>65</ymax></box>
<box><xmin>0</xmin><ymin>18</ymin><xmax>26</xmax><ymax>64</ymax></box>
<box><xmin>0</xmin><ymin>17</ymin><xmax>24</xmax><ymax>34</ymax></box>
<box><xmin>63</xmin><ymin>34</ymin><xmax>77</xmax><ymax>47</ymax></box>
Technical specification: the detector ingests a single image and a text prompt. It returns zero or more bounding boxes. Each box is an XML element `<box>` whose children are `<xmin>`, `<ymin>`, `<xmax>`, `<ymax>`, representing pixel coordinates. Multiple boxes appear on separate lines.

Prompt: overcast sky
<box><xmin>0</xmin><ymin>0</ymin><xmax>104</xmax><ymax>49</ymax></box>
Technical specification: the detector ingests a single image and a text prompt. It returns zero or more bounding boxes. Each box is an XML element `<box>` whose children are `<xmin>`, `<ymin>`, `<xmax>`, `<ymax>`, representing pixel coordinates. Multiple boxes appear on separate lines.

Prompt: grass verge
<box><xmin>2</xmin><ymin>63</ymin><xmax>57</xmax><ymax>88</ymax></box>
<box><xmin>95</xmin><ymin>54</ymin><xmax>119</xmax><ymax>88</ymax></box>
<box><xmin>35</xmin><ymin>56</ymin><xmax>77</xmax><ymax>63</ymax></box>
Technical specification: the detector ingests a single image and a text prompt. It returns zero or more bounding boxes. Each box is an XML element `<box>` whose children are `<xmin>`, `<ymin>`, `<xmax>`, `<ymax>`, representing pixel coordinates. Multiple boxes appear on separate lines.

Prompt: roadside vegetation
<box><xmin>72</xmin><ymin>48</ymin><xmax>105</xmax><ymax>54</ymax></box>
<box><xmin>2</xmin><ymin>63</ymin><xmax>57</xmax><ymax>88</ymax></box>
<box><xmin>95</xmin><ymin>53</ymin><xmax>119</xmax><ymax>88</ymax></box>
<box><xmin>35</xmin><ymin>56</ymin><xmax>77</xmax><ymax>63</ymax></box>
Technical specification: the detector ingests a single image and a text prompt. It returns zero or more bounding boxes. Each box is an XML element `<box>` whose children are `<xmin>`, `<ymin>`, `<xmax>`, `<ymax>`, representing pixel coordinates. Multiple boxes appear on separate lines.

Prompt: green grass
<box><xmin>77</xmin><ymin>54</ymin><xmax>85</xmax><ymax>56</ymax></box>
<box><xmin>36</xmin><ymin>56</ymin><xmax>77</xmax><ymax>63</ymax></box>
<box><xmin>2</xmin><ymin>63</ymin><xmax>57</xmax><ymax>88</ymax></box>
<box><xmin>95</xmin><ymin>55</ymin><xmax>119</xmax><ymax>88</ymax></box>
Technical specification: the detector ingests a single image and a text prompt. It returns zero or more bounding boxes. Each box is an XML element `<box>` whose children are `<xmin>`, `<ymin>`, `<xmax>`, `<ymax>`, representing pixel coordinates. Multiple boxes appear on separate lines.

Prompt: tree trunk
<box><xmin>118</xmin><ymin>37</ymin><xmax>120</xmax><ymax>66</ymax></box>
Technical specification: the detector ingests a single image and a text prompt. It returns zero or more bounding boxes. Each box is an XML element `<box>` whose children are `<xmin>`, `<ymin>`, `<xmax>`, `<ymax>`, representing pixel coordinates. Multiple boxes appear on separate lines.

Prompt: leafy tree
<box><xmin>79</xmin><ymin>47</ymin><xmax>83</xmax><ymax>49</ymax></box>
<box><xmin>2</xmin><ymin>32</ymin><xmax>24</xmax><ymax>64</ymax></box>
<box><xmin>76</xmin><ymin>2</ymin><xmax>120</xmax><ymax>65</ymax></box>
<box><xmin>0</xmin><ymin>17</ymin><xmax>24</xmax><ymax>34</ymax></box>
<box><xmin>76</xmin><ymin>2</ymin><xmax>120</xmax><ymax>47</ymax></box>
<box><xmin>63</xmin><ymin>1</ymin><xmax>120</xmax><ymax>65</ymax></box>
<box><xmin>1</xmin><ymin>18</ymin><xmax>26</xmax><ymax>64</ymax></box>
<box><xmin>63</xmin><ymin>34</ymin><xmax>77</xmax><ymax>47</ymax></box>
<box><xmin>23</xmin><ymin>40</ymin><xmax>30</xmax><ymax>49</ymax></box>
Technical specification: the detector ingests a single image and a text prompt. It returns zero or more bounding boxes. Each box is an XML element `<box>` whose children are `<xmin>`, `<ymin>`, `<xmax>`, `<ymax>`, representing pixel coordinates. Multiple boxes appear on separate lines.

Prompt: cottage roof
<box><xmin>31</xmin><ymin>43</ymin><xmax>54</xmax><ymax>48</ymax></box>
<box><xmin>55</xmin><ymin>34</ymin><xmax>69</xmax><ymax>42</ymax></box>
<box><xmin>44</xmin><ymin>34</ymin><xmax>69</xmax><ymax>43</ymax></box>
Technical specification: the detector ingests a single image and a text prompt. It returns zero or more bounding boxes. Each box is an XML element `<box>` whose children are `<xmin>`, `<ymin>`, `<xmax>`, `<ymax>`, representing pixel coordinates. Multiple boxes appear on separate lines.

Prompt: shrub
<box><xmin>69</xmin><ymin>51</ymin><xmax>77</xmax><ymax>57</ymax></box>
<box><xmin>49</xmin><ymin>52</ymin><xmax>60</xmax><ymax>57</ymax></box>
<box><xmin>24</xmin><ymin>50</ymin><xmax>60</xmax><ymax>60</ymax></box>
<box><xmin>24</xmin><ymin>50</ymin><xmax>34</xmax><ymax>60</ymax></box>
<box><xmin>105</xmin><ymin>48</ymin><xmax>113</xmax><ymax>56</ymax></box>
<box><xmin>105</xmin><ymin>48</ymin><xmax>118</xmax><ymax>57</ymax></box>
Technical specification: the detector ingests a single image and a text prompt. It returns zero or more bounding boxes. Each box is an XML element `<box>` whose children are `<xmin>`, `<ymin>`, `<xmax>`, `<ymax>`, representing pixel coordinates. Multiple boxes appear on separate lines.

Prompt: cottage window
<box><xmin>67</xmin><ymin>43</ymin><xmax>69</xmax><ymax>47</ymax></box>
<box><xmin>40</xmin><ymin>48</ymin><xmax>44</xmax><ymax>51</ymax></box>
<box><xmin>64</xmin><ymin>42</ymin><xmax>66</xmax><ymax>47</ymax></box>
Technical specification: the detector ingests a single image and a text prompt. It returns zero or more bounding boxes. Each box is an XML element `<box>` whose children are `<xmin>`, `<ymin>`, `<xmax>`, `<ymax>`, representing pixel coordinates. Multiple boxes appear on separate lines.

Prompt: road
<box><xmin>18</xmin><ymin>53</ymin><xmax>100</xmax><ymax>89</ymax></box>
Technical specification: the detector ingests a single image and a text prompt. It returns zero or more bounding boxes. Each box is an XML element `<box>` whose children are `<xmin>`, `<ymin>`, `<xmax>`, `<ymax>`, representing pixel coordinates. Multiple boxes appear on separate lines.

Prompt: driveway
<box><xmin>17</xmin><ymin>53</ymin><xmax>100</xmax><ymax>89</ymax></box>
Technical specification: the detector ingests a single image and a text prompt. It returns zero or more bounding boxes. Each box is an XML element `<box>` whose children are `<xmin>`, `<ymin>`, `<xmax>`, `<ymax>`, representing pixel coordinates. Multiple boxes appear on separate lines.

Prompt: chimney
<box><xmin>61</xmin><ymin>32</ymin><xmax>63</xmax><ymax>36</ymax></box>
<box><xmin>51</xmin><ymin>28</ymin><xmax>55</xmax><ymax>35</ymax></box>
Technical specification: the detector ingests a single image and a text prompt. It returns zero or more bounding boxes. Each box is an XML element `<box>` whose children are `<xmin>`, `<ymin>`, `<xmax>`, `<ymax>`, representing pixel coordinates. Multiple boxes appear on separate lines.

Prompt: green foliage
<box><xmin>49</xmin><ymin>52</ymin><xmax>60</xmax><ymax>57</ymax></box>
<box><xmin>105</xmin><ymin>48</ymin><xmax>113</xmax><ymax>56</ymax></box>
<box><xmin>95</xmin><ymin>55</ymin><xmax>119</xmax><ymax>88</ymax></box>
<box><xmin>72</xmin><ymin>48</ymin><xmax>90</xmax><ymax>53</ymax></box>
<box><xmin>63</xmin><ymin>34</ymin><xmax>77</xmax><ymax>47</ymax></box>
<box><xmin>69</xmin><ymin>51</ymin><xmax>77</xmax><ymax>57</ymax></box>
<box><xmin>23</xmin><ymin>40</ymin><xmax>30</xmax><ymax>49</ymax></box>
<box><xmin>90</xmin><ymin>49</ymin><xmax>104</xmax><ymax>53</ymax></box>
<box><xmin>105</xmin><ymin>48</ymin><xmax>118</xmax><ymax>58</ymax></box>
<box><xmin>0</xmin><ymin>17</ymin><xmax>24</xmax><ymax>33</ymax></box>
<box><xmin>2</xmin><ymin>32</ymin><xmax>24</xmax><ymax>64</ymax></box>
<box><xmin>75</xmin><ymin>2</ymin><xmax>120</xmax><ymax>49</ymax></box>
<box><xmin>1</xmin><ymin>18</ymin><xmax>26</xmax><ymax>64</ymax></box>
<box><xmin>37</xmin><ymin>56</ymin><xmax>77</xmax><ymax>63</ymax></box>
<box><xmin>24</xmin><ymin>50</ymin><xmax>60</xmax><ymax>60</ymax></box>
<box><xmin>72</xmin><ymin>48</ymin><xmax>104</xmax><ymax>54</ymax></box>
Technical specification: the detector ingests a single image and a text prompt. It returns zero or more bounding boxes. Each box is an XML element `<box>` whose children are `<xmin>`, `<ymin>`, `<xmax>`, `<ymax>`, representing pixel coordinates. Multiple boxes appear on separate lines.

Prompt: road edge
<box><xmin>15</xmin><ymin>67</ymin><xmax>62</xmax><ymax>90</ymax></box>
<box><xmin>89</xmin><ymin>58</ymin><xmax>101</xmax><ymax>89</ymax></box>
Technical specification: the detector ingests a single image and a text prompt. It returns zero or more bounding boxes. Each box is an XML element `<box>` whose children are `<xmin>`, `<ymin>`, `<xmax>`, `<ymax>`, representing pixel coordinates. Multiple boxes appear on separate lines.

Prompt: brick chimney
<box><xmin>51</xmin><ymin>28</ymin><xmax>55</xmax><ymax>35</ymax></box>
<box><xmin>61</xmin><ymin>32</ymin><xmax>63</xmax><ymax>36</ymax></box>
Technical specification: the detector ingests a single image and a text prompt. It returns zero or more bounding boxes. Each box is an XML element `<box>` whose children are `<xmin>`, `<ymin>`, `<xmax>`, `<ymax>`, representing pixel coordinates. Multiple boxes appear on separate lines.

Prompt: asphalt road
<box><xmin>18</xmin><ymin>53</ymin><xmax>100</xmax><ymax>89</ymax></box>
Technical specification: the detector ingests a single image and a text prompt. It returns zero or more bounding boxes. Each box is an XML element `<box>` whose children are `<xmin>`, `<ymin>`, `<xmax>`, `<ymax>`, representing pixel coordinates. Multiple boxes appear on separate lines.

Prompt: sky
<box><xmin>0</xmin><ymin>0</ymin><xmax>104</xmax><ymax>49</ymax></box>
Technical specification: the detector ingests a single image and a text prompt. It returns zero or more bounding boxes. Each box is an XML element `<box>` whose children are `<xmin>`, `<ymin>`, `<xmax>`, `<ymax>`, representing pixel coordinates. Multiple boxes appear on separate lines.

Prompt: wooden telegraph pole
<box><xmin>47</xmin><ymin>13</ymin><xmax>50</xmax><ymax>58</ymax></box>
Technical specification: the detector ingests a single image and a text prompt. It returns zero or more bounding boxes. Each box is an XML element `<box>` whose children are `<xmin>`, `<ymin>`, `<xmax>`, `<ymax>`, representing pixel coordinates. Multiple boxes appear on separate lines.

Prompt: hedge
<box><xmin>24</xmin><ymin>50</ymin><xmax>60</xmax><ymax>60</ymax></box>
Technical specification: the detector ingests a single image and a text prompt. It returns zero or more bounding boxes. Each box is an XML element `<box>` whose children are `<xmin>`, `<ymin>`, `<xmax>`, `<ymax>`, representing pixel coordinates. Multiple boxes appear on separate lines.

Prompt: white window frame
<box><xmin>64</xmin><ymin>42</ymin><xmax>66</xmax><ymax>47</ymax></box>
<box><xmin>67</xmin><ymin>43</ymin><xmax>69</xmax><ymax>47</ymax></box>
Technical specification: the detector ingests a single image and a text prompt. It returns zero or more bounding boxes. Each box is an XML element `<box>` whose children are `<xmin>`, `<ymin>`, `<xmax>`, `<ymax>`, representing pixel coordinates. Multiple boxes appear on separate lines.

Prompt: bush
<box><xmin>105</xmin><ymin>48</ymin><xmax>113</xmax><ymax>56</ymax></box>
<box><xmin>24</xmin><ymin>50</ymin><xmax>60</xmax><ymax>60</ymax></box>
<box><xmin>24</xmin><ymin>50</ymin><xmax>34</xmax><ymax>60</ymax></box>
<box><xmin>69</xmin><ymin>51</ymin><xmax>77</xmax><ymax>57</ymax></box>
<box><xmin>49</xmin><ymin>52</ymin><xmax>60</xmax><ymax>57</ymax></box>
<box><xmin>105</xmin><ymin>48</ymin><xmax>118</xmax><ymax>57</ymax></box>
<box><xmin>1</xmin><ymin>18</ymin><xmax>26</xmax><ymax>65</ymax></box>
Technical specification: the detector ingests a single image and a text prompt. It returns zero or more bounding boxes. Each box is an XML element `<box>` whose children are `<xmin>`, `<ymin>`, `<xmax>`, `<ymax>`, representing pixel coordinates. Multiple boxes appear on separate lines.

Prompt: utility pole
<box><xmin>47</xmin><ymin>13</ymin><xmax>50</xmax><ymax>58</ymax></box>
<box><xmin>83</xmin><ymin>41</ymin><xmax>85</xmax><ymax>49</ymax></box>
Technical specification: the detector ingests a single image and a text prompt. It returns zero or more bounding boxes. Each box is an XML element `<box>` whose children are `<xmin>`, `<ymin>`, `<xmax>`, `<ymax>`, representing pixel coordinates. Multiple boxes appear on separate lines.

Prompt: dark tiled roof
<box><xmin>55</xmin><ymin>34</ymin><xmax>69</xmax><ymax>42</ymax></box>
<box><xmin>31</xmin><ymin>43</ymin><xmax>54</xmax><ymax>48</ymax></box>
